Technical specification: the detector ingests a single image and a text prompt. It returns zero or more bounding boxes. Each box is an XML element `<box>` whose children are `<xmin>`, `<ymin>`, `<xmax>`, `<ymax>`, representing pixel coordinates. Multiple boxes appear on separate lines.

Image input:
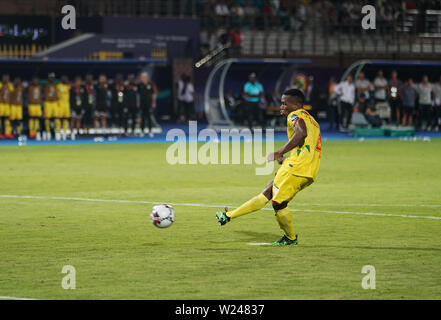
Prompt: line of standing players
<box><xmin>0</xmin><ymin>71</ymin><xmax>158</xmax><ymax>140</ymax></box>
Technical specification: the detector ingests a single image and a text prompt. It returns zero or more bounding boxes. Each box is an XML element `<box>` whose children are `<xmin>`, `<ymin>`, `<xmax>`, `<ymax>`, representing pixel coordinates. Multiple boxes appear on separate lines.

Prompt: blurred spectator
<box><xmin>305</xmin><ymin>75</ymin><xmax>320</xmax><ymax>120</ymax></box>
<box><xmin>355</xmin><ymin>71</ymin><xmax>373</xmax><ymax>100</ymax></box>
<box><xmin>356</xmin><ymin>93</ymin><xmax>381</xmax><ymax>127</ymax></box>
<box><xmin>231</xmin><ymin>2</ymin><xmax>245</xmax><ymax>27</ymax></box>
<box><xmin>225</xmin><ymin>88</ymin><xmax>238</xmax><ymax>122</ymax></box>
<box><xmin>334</xmin><ymin>74</ymin><xmax>355</xmax><ymax>130</ymax></box>
<box><xmin>57</xmin><ymin>75</ymin><xmax>71</xmax><ymax>136</ymax></box>
<box><xmin>229</xmin><ymin>27</ymin><xmax>242</xmax><ymax>57</ymax></box>
<box><xmin>138</xmin><ymin>72</ymin><xmax>158</xmax><ymax>137</ymax></box>
<box><xmin>27</xmin><ymin>76</ymin><xmax>42</xmax><ymax>139</ymax></box>
<box><xmin>433</xmin><ymin>76</ymin><xmax>441</xmax><ymax>131</ymax></box>
<box><xmin>401</xmin><ymin>78</ymin><xmax>418</xmax><ymax>126</ymax></box>
<box><xmin>95</xmin><ymin>74</ymin><xmax>111</xmax><ymax>129</ymax></box>
<box><xmin>327</xmin><ymin>77</ymin><xmax>339</xmax><ymax>130</ymax></box>
<box><xmin>70</xmin><ymin>76</ymin><xmax>84</xmax><ymax>134</ymax></box>
<box><xmin>243</xmin><ymin>72</ymin><xmax>264</xmax><ymax>130</ymax></box>
<box><xmin>111</xmin><ymin>73</ymin><xmax>125</xmax><ymax>129</ymax></box>
<box><xmin>177</xmin><ymin>74</ymin><xmax>195</xmax><ymax>123</ymax></box>
<box><xmin>244</xmin><ymin>0</ymin><xmax>257</xmax><ymax>28</ymax></box>
<box><xmin>10</xmin><ymin>77</ymin><xmax>24</xmax><ymax>137</ymax></box>
<box><xmin>123</xmin><ymin>74</ymin><xmax>138</xmax><ymax>134</ymax></box>
<box><xmin>44</xmin><ymin>73</ymin><xmax>59</xmax><ymax>139</ymax></box>
<box><xmin>83</xmin><ymin>74</ymin><xmax>96</xmax><ymax>130</ymax></box>
<box><xmin>417</xmin><ymin>75</ymin><xmax>434</xmax><ymax>130</ymax></box>
<box><xmin>215</xmin><ymin>0</ymin><xmax>230</xmax><ymax>26</ymax></box>
<box><xmin>388</xmin><ymin>70</ymin><xmax>403</xmax><ymax>124</ymax></box>
<box><xmin>374</xmin><ymin>70</ymin><xmax>391</xmax><ymax>123</ymax></box>
<box><xmin>374</xmin><ymin>70</ymin><xmax>388</xmax><ymax>103</ymax></box>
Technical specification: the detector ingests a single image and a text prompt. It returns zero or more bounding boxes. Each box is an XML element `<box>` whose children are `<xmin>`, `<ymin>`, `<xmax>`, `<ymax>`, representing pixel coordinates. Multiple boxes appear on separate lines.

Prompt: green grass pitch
<box><xmin>0</xmin><ymin>139</ymin><xmax>440</xmax><ymax>300</ymax></box>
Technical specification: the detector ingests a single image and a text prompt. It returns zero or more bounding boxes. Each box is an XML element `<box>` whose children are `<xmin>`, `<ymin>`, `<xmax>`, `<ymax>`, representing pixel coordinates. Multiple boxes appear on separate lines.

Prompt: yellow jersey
<box><xmin>282</xmin><ymin>109</ymin><xmax>322</xmax><ymax>180</ymax></box>
<box><xmin>57</xmin><ymin>83</ymin><xmax>71</xmax><ymax>104</ymax></box>
<box><xmin>0</xmin><ymin>82</ymin><xmax>14</xmax><ymax>103</ymax></box>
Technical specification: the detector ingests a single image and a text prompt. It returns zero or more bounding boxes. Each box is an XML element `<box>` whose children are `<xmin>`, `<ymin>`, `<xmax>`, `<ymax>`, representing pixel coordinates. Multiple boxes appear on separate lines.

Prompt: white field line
<box><xmin>0</xmin><ymin>296</ymin><xmax>37</xmax><ymax>300</ymax></box>
<box><xmin>247</xmin><ymin>243</ymin><xmax>272</xmax><ymax>246</ymax></box>
<box><xmin>1</xmin><ymin>194</ymin><xmax>440</xmax><ymax>221</ymax></box>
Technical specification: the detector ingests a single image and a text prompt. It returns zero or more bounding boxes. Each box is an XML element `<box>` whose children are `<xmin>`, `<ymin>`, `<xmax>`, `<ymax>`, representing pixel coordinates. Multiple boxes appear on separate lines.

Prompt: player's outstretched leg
<box><xmin>215</xmin><ymin>181</ymin><xmax>272</xmax><ymax>226</ymax></box>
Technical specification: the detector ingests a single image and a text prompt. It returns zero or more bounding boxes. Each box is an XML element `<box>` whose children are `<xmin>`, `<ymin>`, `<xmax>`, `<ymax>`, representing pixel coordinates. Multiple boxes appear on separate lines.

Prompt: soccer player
<box><xmin>57</xmin><ymin>75</ymin><xmax>71</xmax><ymax>138</ymax></box>
<box><xmin>0</xmin><ymin>74</ymin><xmax>14</xmax><ymax>139</ymax></box>
<box><xmin>28</xmin><ymin>76</ymin><xmax>43</xmax><ymax>139</ymax></box>
<box><xmin>43</xmin><ymin>73</ymin><xmax>59</xmax><ymax>140</ymax></box>
<box><xmin>216</xmin><ymin>89</ymin><xmax>322</xmax><ymax>246</ymax></box>
<box><xmin>9</xmin><ymin>77</ymin><xmax>24</xmax><ymax>137</ymax></box>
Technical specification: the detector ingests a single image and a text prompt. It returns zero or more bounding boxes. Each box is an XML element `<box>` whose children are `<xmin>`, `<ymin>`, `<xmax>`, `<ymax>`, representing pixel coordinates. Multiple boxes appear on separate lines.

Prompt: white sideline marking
<box><xmin>299</xmin><ymin>203</ymin><xmax>441</xmax><ymax>208</ymax></box>
<box><xmin>247</xmin><ymin>243</ymin><xmax>272</xmax><ymax>246</ymax></box>
<box><xmin>0</xmin><ymin>296</ymin><xmax>37</xmax><ymax>300</ymax></box>
<box><xmin>0</xmin><ymin>194</ymin><xmax>440</xmax><ymax>221</ymax></box>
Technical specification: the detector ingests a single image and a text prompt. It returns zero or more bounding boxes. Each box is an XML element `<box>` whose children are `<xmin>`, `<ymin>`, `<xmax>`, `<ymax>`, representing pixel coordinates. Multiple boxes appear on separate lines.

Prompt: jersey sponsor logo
<box><xmin>290</xmin><ymin>113</ymin><xmax>299</xmax><ymax>123</ymax></box>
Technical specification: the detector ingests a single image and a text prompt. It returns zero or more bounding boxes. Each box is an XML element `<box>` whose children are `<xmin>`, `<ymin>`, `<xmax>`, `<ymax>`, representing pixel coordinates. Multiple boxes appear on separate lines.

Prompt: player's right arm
<box><xmin>267</xmin><ymin>119</ymin><xmax>307</xmax><ymax>162</ymax></box>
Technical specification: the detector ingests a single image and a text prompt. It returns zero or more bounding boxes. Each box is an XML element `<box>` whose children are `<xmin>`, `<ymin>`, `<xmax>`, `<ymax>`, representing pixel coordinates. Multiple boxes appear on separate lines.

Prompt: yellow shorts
<box><xmin>10</xmin><ymin>105</ymin><xmax>23</xmax><ymax>121</ymax></box>
<box><xmin>28</xmin><ymin>104</ymin><xmax>42</xmax><ymax>117</ymax></box>
<box><xmin>58</xmin><ymin>102</ymin><xmax>70</xmax><ymax>118</ymax></box>
<box><xmin>44</xmin><ymin>101</ymin><xmax>59</xmax><ymax>119</ymax></box>
<box><xmin>0</xmin><ymin>103</ymin><xmax>10</xmax><ymax>117</ymax></box>
<box><xmin>272</xmin><ymin>166</ymin><xmax>313</xmax><ymax>204</ymax></box>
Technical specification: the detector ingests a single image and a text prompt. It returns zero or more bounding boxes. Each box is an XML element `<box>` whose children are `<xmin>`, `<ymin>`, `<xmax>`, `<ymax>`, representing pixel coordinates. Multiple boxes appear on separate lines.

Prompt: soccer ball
<box><xmin>150</xmin><ymin>204</ymin><xmax>175</xmax><ymax>228</ymax></box>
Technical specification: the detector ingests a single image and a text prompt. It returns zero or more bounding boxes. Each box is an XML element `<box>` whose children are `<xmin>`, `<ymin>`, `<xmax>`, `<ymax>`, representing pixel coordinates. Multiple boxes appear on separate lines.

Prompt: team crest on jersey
<box><xmin>290</xmin><ymin>113</ymin><xmax>299</xmax><ymax>124</ymax></box>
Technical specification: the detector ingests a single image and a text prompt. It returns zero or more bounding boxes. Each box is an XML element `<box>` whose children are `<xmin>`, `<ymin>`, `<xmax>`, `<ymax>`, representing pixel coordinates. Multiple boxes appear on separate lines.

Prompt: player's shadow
<box><xmin>235</xmin><ymin>230</ymin><xmax>279</xmax><ymax>242</ymax></box>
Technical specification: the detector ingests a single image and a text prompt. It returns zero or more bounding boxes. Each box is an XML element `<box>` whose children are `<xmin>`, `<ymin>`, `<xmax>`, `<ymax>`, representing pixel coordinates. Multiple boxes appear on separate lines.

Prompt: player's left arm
<box><xmin>267</xmin><ymin>119</ymin><xmax>307</xmax><ymax>162</ymax></box>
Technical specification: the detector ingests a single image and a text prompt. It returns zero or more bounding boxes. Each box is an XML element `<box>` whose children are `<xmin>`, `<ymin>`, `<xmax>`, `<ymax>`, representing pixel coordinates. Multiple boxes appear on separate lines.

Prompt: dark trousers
<box><xmin>389</xmin><ymin>98</ymin><xmax>402</xmax><ymax>123</ymax></box>
<box><xmin>179</xmin><ymin>100</ymin><xmax>194</xmax><ymax>123</ymax></box>
<box><xmin>121</xmin><ymin>108</ymin><xmax>137</xmax><ymax>132</ymax></box>
<box><xmin>434</xmin><ymin>106</ymin><xmax>441</xmax><ymax>128</ymax></box>
<box><xmin>340</xmin><ymin>101</ymin><xmax>353</xmax><ymax>129</ymax></box>
<box><xmin>245</xmin><ymin>101</ymin><xmax>259</xmax><ymax>130</ymax></box>
<box><xmin>141</xmin><ymin>108</ymin><xmax>152</xmax><ymax>132</ymax></box>
<box><xmin>111</xmin><ymin>104</ymin><xmax>123</xmax><ymax>128</ymax></box>
<box><xmin>419</xmin><ymin>104</ymin><xmax>433</xmax><ymax>129</ymax></box>
<box><xmin>328</xmin><ymin>102</ymin><xmax>339</xmax><ymax>130</ymax></box>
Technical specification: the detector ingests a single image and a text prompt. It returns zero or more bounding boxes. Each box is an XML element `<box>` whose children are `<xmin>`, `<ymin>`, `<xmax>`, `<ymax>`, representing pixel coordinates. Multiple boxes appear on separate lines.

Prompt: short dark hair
<box><xmin>283</xmin><ymin>88</ymin><xmax>305</xmax><ymax>105</ymax></box>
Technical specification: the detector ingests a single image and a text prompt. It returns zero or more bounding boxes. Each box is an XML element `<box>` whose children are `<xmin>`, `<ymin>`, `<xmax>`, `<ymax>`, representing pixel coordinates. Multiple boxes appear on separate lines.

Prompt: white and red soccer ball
<box><xmin>150</xmin><ymin>204</ymin><xmax>175</xmax><ymax>228</ymax></box>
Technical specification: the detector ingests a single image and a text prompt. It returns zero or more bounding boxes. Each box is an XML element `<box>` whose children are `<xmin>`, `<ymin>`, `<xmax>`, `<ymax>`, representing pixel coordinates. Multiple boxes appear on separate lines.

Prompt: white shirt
<box><xmin>374</xmin><ymin>77</ymin><xmax>388</xmax><ymax>100</ymax></box>
<box><xmin>178</xmin><ymin>80</ymin><xmax>194</xmax><ymax>103</ymax></box>
<box><xmin>355</xmin><ymin>79</ymin><xmax>372</xmax><ymax>99</ymax></box>
<box><xmin>335</xmin><ymin>81</ymin><xmax>355</xmax><ymax>104</ymax></box>
<box><xmin>418</xmin><ymin>83</ymin><xmax>433</xmax><ymax>105</ymax></box>
<box><xmin>215</xmin><ymin>4</ymin><xmax>229</xmax><ymax>16</ymax></box>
